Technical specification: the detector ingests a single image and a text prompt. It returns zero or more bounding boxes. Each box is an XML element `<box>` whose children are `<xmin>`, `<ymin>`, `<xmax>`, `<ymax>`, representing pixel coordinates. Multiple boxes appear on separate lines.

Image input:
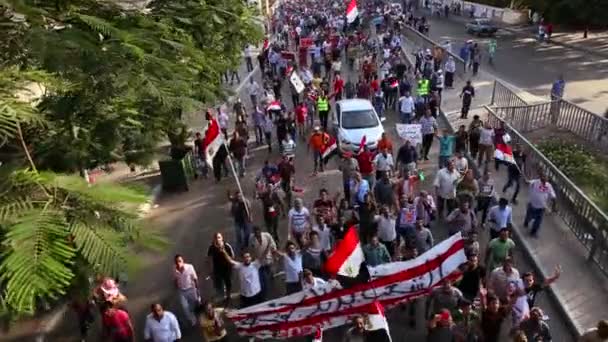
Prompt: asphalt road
<box><xmin>22</xmin><ymin>23</ymin><xmax>573</xmax><ymax>342</ymax></box>
<box><xmin>420</xmin><ymin>10</ymin><xmax>608</xmax><ymax>115</ymax></box>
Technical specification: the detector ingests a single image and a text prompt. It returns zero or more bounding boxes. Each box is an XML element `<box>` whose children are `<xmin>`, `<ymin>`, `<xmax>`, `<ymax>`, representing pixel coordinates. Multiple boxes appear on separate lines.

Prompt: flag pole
<box><xmin>208</xmin><ymin>113</ymin><xmax>252</xmax><ymax>218</ymax></box>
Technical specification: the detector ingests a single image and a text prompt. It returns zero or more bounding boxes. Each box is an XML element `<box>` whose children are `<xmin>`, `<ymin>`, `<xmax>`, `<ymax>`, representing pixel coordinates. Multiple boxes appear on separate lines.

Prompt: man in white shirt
<box><xmin>373</xmin><ymin>148</ymin><xmax>394</xmax><ymax>179</ymax></box>
<box><xmin>489</xmin><ymin>257</ymin><xmax>520</xmax><ymax>301</ymax></box>
<box><xmin>244</xmin><ymin>44</ymin><xmax>254</xmax><ymax>72</ymax></box>
<box><xmin>248</xmin><ymin>225</ymin><xmax>276</xmax><ymax>298</ymax></box>
<box><xmin>487</xmin><ymin>198</ymin><xmax>513</xmax><ymax>240</ymax></box>
<box><xmin>288</xmin><ymin>198</ymin><xmax>312</xmax><ymax>247</ymax></box>
<box><xmin>375</xmin><ymin>205</ymin><xmax>397</xmax><ymax>256</ymax></box>
<box><xmin>301</xmin><ymin>268</ymin><xmax>327</xmax><ymax>290</ymax></box>
<box><xmin>273</xmin><ymin>241</ymin><xmax>304</xmax><ymax>294</ymax></box>
<box><xmin>433</xmin><ymin>160</ymin><xmax>460</xmax><ymax>218</ymax></box>
<box><xmin>247</xmin><ymin>78</ymin><xmax>261</xmax><ymax>108</ymax></box>
<box><xmin>144</xmin><ymin>304</ymin><xmax>182</xmax><ymax>342</ymax></box>
<box><xmin>225</xmin><ymin>250</ymin><xmax>263</xmax><ymax>307</ymax></box>
<box><xmin>399</xmin><ymin>91</ymin><xmax>415</xmax><ymax>124</ymax></box>
<box><xmin>173</xmin><ymin>255</ymin><xmax>200</xmax><ymax>326</ymax></box>
<box><xmin>453</xmin><ymin>150</ymin><xmax>468</xmax><ymax>175</ymax></box>
<box><xmin>524</xmin><ymin>173</ymin><xmax>556</xmax><ymax>237</ymax></box>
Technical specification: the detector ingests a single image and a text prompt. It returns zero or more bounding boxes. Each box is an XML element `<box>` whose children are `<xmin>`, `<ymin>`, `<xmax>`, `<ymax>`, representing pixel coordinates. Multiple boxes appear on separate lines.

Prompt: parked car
<box><xmin>332</xmin><ymin>99</ymin><xmax>384</xmax><ymax>152</ymax></box>
<box><xmin>465</xmin><ymin>18</ymin><xmax>498</xmax><ymax>36</ymax></box>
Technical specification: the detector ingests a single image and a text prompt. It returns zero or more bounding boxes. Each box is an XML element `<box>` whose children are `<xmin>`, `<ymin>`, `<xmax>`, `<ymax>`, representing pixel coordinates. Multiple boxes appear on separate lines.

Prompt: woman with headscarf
<box><xmin>444</xmin><ymin>56</ymin><xmax>456</xmax><ymax>89</ymax></box>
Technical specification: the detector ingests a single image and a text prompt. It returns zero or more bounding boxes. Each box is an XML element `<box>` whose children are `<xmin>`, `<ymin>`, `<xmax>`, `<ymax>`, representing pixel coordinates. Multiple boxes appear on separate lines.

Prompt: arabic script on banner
<box><xmin>395</xmin><ymin>124</ymin><xmax>422</xmax><ymax>145</ymax></box>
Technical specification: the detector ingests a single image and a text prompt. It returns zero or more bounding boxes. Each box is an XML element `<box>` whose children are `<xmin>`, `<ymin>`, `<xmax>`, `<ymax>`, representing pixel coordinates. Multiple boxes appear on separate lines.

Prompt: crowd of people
<box><xmin>64</xmin><ymin>0</ymin><xmax>608</xmax><ymax>342</ymax></box>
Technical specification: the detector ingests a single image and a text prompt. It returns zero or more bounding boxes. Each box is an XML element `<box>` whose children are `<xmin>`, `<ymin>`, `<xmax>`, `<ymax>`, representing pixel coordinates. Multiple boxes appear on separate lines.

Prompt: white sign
<box><xmin>289</xmin><ymin>71</ymin><xmax>305</xmax><ymax>94</ymax></box>
<box><xmin>395</xmin><ymin>124</ymin><xmax>422</xmax><ymax>145</ymax></box>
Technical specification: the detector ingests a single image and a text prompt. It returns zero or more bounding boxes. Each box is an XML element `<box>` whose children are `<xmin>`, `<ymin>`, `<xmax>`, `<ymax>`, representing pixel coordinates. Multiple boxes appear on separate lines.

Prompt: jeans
<box><xmin>178</xmin><ymin>287</ymin><xmax>199</xmax><ymax>325</ymax></box>
<box><xmin>313</xmin><ymin>151</ymin><xmax>324</xmax><ymax>172</ymax></box>
<box><xmin>234</xmin><ymin>157</ymin><xmax>245</xmax><ymax>177</ymax></box>
<box><xmin>503</xmin><ymin>174</ymin><xmax>521</xmax><ymax>201</ymax></box>
<box><xmin>250</xmin><ymin>94</ymin><xmax>258</xmax><ymax>108</ymax></box>
<box><xmin>524</xmin><ymin>204</ymin><xmax>545</xmax><ymax>236</ymax></box>
<box><xmin>437</xmin><ymin>196</ymin><xmax>457</xmax><ymax>218</ymax></box>
<box><xmin>264</xmin><ymin>132</ymin><xmax>272</xmax><ymax>152</ymax></box>
<box><xmin>254</xmin><ymin>125</ymin><xmax>264</xmax><ymax>144</ymax></box>
<box><xmin>400</xmin><ymin>111</ymin><xmax>412</xmax><ymax>124</ymax></box>
<box><xmin>234</xmin><ymin>221</ymin><xmax>251</xmax><ymax>254</ymax></box>
<box><xmin>264</xmin><ymin>213</ymin><xmax>279</xmax><ymax>242</ymax></box>
<box><xmin>476</xmin><ymin>196</ymin><xmax>493</xmax><ymax>223</ymax></box>
<box><xmin>438</xmin><ymin>155</ymin><xmax>451</xmax><ymax>169</ymax></box>
<box><xmin>363</xmin><ymin>174</ymin><xmax>375</xmax><ymax>192</ymax></box>
<box><xmin>258</xmin><ymin>265</ymin><xmax>273</xmax><ymax>298</ymax></box>
<box><xmin>245</xmin><ymin>56</ymin><xmax>254</xmax><ymax>72</ymax></box>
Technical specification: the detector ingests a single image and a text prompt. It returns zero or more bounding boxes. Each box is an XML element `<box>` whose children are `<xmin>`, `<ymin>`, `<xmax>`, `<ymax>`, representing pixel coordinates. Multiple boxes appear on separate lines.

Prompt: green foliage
<box><xmin>0</xmin><ymin>68</ymin><xmax>167</xmax><ymax>318</ymax></box>
<box><xmin>538</xmin><ymin>141</ymin><xmax>608</xmax><ymax>211</ymax></box>
<box><xmin>0</xmin><ymin>0</ymin><xmax>263</xmax><ymax>172</ymax></box>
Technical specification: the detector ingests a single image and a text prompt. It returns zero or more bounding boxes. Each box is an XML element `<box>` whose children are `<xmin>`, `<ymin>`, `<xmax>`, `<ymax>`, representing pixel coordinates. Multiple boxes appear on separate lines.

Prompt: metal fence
<box><xmin>400</xmin><ymin>25</ymin><xmax>467</xmax><ymax>79</ymax></box>
<box><xmin>484</xmin><ymin>105</ymin><xmax>608</xmax><ymax>276</ymax></box>
<box><xmin>490</xmin><ymin>80</ymin><xmax>608</xmax><ymax>151</ymax></box>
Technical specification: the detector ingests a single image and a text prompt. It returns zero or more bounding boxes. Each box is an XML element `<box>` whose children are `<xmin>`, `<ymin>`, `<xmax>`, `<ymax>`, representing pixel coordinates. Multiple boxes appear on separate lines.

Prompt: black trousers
<box><xmin>318</xmin><ymin>110</ymin><xmax>329</xmax><ymax>130</ymax></box>
<box><xmin>422</xmin><ymin>134</ymin><xmax>434</xmax><ymax>159</ymax></box>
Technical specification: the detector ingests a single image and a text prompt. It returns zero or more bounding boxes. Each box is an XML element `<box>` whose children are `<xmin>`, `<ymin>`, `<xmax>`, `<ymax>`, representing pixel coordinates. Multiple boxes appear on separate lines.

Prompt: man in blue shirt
<box><xmin>550</xmin><ymin>75</ymin><xmax>565</xmax><ymax>100</ymax></box>
<box><xmin>437</xmin><ymin>130</ymin><xmax>455</xmax><ymax>168</ymax></box>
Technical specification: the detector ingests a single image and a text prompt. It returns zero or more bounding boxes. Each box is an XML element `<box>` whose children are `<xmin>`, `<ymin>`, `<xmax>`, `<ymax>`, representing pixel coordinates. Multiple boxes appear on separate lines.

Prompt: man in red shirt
<box><xmin>101</xmin><ymin>301</ymin><xmax>134</xmax><ymax>342</ymax></box>
<box><xmin>356</xmin><ymin>145</ymin><xmax>375</xmax><ymax>189</ymax></box>
<box><xmin>333</xmin><ymin>73</ymin><xmax>345</xmax><ymax>101</ymax></box>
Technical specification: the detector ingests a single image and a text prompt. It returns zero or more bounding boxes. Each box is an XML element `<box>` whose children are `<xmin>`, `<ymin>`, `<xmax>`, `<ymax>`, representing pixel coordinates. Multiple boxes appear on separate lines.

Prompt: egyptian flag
<box><xmin>346</xmin><ymin>0</ymin><xmax>358</xmax><ymax>24</ymax></box>
<box><xmin>389</xmin><ymin>77</ymin><xmax>399</xmax><ymax>89</ymax></box>
<box><xmin>324</xmin><ymin>226</ymin><xmax>364</xmax><ymax>277</ymax></box>
<box><xmin>203</xmin><ymin>118</ymin><xmax>223</xmax><ymax>167</ymax></box>
<box><xmin>495</xmin><ymin>143</ymin><xmax>515</xmax><ymax>164</ymax></box>
<box><xmin>267</xmin><ymin>100</ymin><xmax>282</xmax><ymax>112</ymax></box>
<box><xmin>365</xmin><ymin>301</ymin><xmax>392</xmax><ymax>342</ymax></box>
<box><xmin>321</xmin><ymin>135</ymin><xmax>338</xmax><ymax>162</ymax></box>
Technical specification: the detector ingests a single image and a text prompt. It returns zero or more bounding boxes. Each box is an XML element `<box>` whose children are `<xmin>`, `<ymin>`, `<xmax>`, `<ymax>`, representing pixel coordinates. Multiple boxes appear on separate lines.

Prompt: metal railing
<box><xmin>491</xmin><ymin>80</ymin><xmax>608</xmax><ymax>151</ymax></box>
<box><xmin>484</xmin><ymin>105</ymin><xmax>608</xmax><ymax>276</ymax></box>
<box><xmin>490</xmin><ymin>80</ymin><xmax>527</xmax><ymax>108</ymax></box>
<box><xmin>400</xmin><ymin>25</ymin><xmax>467</xmax><ymax>79</ymax></box>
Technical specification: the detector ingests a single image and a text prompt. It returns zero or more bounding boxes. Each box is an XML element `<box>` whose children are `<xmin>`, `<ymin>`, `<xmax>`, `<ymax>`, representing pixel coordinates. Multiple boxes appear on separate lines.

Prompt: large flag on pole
<box><xmin>346</xmin><ymin>0</ymin><xmax>359</xmax><ymax>24</ymax></box>
<box><xmin>325</xmin><ymin>226</ymin><xmax>365</xmax><ymax>277</ymax></box>
<box><xmin>321</xmin><ymin>135</ymin><xmax>338</xmax><ymax>160</ymax></box>
<box><xmin>203</xmin><ymin>118</ymin><xmax>223</xmax><ymax>167</ymax></box>
<box><xmin>227</xmin><ymin>233</ymin><xmax>466</xmax><ymax>339</ymax></box>
<box><xmin>365</xmin><ymin>301</ymin><xmax>392</xmax><ymax>342</ymax></box>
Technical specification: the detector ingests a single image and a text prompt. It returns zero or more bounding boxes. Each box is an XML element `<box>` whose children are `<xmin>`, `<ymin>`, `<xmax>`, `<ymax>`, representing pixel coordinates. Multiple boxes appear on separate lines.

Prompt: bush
<box><xmin>538</xmin><ymin>141</ymin><xmax>608</xmax><ymax>211</ymax></box>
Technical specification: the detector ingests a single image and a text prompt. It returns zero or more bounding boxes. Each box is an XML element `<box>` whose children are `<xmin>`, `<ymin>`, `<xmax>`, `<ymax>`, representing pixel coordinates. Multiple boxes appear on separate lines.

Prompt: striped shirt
<box><xmin>282</xmin><ymin>139</ymin><xmax>296</xmax><ymax>156</ymax></box>
<box><xmin>288</xmin><ymin>207</ymin><xmax>310</xmax><ymax>233</ymax></box>
<box><xmin>419</xmin><ymin>116</ymin><xmax>437</xmax><ymax>135</ymax></box>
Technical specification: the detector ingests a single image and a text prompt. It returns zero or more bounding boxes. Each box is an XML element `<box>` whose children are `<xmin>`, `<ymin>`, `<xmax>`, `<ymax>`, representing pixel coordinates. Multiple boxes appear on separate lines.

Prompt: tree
<box><xmin>0</xmin><ymin>0</ymin><xmax>263</xmax><ymax>173</ymax></box>
<box><xmin>0</xmin><ymin>68</ymin><xmax>166</xmax><ymax>319</ymax></box>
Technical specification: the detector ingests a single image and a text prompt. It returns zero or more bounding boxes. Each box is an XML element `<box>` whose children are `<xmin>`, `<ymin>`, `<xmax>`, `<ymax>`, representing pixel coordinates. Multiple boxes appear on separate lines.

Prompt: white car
<box><xmin>332</xmin><ymin>99</ymin><xmax>385</xmax><ymax>152</ymax></box>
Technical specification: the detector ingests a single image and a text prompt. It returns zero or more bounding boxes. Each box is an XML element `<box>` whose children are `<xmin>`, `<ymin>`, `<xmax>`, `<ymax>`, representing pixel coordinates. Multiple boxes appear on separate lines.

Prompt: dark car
<box><xmin>465</xmin><ymin>18</ymin><xmax>498</xmax><ymax>36</ymax></box>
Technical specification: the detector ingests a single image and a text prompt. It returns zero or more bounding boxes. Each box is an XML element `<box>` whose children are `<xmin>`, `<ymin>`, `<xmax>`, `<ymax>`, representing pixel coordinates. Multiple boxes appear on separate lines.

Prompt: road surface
<box><xmin>421</xmin><ymin>11</ymin><xmax>608</xmax><ymax>115</ymax></box>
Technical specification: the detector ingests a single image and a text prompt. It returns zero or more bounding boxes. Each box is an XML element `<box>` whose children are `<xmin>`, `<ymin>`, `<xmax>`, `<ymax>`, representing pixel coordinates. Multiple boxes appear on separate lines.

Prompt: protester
<box><xmin>199</xmin><ymin>301</ymin><xmax>228</xmax><ymax>342</ymax></box>
<box><xmin>143</xmin><ymin>304</ymin><xmax>181</xmax><ymax>342</ymax></box>
<box><xmin>207</xmin><ymin>233</ymin><xmax>235</xmax><ymax>305</ymax></box>
<box><xmin>173</xmin><ymin>255</ymin><xmax>200</xmax><ymax>326</ymax></box>
<box><xmin>101</xmin><ymin>301</ymin><xmax>135</xmax><ymax>342</ymax></box>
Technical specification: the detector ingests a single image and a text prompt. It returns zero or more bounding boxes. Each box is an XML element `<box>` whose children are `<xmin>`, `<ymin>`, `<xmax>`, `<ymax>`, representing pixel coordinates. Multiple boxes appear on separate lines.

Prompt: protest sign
<box><xmin>289</xmin><ymin>71</ymin><xmax>306</xmax><ymax>94</ymax></box>
<box><xmin>395</xmin><ymin>124</ymin><xmax>422</xmax><ymax>145</ymax></box>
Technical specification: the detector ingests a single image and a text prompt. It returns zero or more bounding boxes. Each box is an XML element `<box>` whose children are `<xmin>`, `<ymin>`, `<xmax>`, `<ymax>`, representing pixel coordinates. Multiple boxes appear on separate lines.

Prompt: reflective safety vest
<box><xmin>417</xmin><ymin>79</ymin><xmax>430</xmax><ymax>96</ymax></box>
<box><xmin>317</xmin><ymin>97</ymin><xmax>329</xmax><ymax>111</ymax></box>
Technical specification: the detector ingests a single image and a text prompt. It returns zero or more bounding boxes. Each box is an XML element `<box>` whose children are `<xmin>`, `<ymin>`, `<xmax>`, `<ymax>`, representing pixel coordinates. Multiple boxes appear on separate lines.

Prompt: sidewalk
<box><xmin>401</xmin><ymin>26</ymin><xmax>607</xmax><ymax>336</ymax></box>
<box><xmin>418</xmin><ymin>8</ymin><xmax>608</xmax><ymax>59</ymax></box>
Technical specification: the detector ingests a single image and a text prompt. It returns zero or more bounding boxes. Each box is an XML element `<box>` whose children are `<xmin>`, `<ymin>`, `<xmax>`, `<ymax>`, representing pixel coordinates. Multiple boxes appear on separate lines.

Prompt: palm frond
<box><xmin>69</xmin><ymin>222</ymin><xmax>128</xmax><ymax>277</ymax></box>
<box><xmin>0</xmin><ymin>209</ymin><xmax>76</xmax><ymax>314</ymax></box>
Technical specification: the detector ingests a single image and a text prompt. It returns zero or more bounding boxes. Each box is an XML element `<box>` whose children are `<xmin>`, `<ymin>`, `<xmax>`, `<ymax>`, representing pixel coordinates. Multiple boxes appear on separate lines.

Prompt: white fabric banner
<box><xmin>289</xmin><ymin>71</ymin><xmax>305</xmax><ymax>94</ymax></box>
<box><xmin>395</xmin><ymin>124</ymin><xmax>422</xmax><ymax>145</ymax></box>
<box><xmin>227</xmin><ymin>233</ymin><xmax>466</xmax><ymax>339</ymax></box>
